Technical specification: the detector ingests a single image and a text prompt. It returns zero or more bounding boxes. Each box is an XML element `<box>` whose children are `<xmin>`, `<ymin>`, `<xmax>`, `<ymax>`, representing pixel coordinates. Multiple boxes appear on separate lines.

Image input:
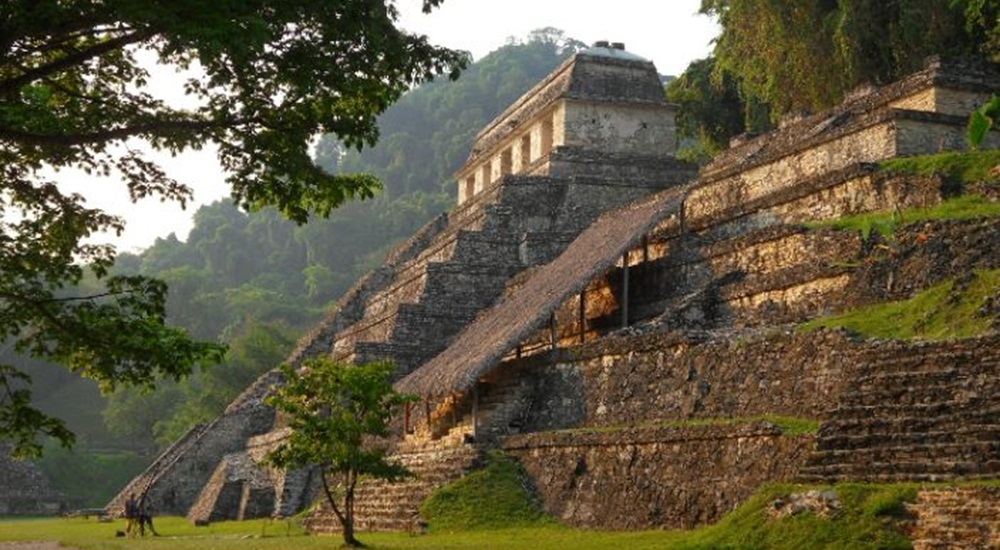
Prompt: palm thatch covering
<box><xmin>395</xmin><ymin>185</ymin><xmax>688</xmax><ymax>398</ymax></box>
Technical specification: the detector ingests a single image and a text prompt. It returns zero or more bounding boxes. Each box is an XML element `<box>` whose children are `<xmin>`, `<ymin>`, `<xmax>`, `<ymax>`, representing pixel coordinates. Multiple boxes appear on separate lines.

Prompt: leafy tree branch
<box><xmin>0</xmin><ymin>0</ymin><xmax>465</xmax><ymax>457</ymax></box>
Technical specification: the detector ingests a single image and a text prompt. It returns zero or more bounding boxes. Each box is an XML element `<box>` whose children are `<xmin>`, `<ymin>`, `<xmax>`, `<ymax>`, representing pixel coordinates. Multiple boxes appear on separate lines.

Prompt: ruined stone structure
<box><xmin>0</xmin><ymin>444</ymin><xmax>69</xmax><ymax>515</ymax></box>
<box><xmin>109</xmin><ymin>43</ymin><xmax>694</xmax><ymax>525</ymax></box>
<box><xmin>112</xmin><ymin>51</ymin><xmax>1000</xmax><ymax>546</ymax></box>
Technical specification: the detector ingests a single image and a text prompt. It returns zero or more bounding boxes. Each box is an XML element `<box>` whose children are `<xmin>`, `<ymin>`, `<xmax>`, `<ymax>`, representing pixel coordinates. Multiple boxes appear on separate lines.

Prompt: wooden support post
<box><xmin>549</xmin><ymin>313</ymin><xmax>557</xmax><ymax>350</ymax></box>
<box><xmin>578</xmin><ymin>289</ymin><xmax>586</xmax><ymax>344</ymax></box>
<box><xmin>471</xmin><ymin>383</ymin><xmax>479</xmax><ymax>441</ymax></box>
<box><xmin>450</xmin><ymin>394</ymin><xmax>457</xmax><ymax>429</ymax></box>
<box><xmin>424</xmin><ymin>400</ymin><xmax>431</xmax><ymax>432</ymax></box>
<box><xmin>642</xmin><ymin>235</ymin><xmax>649</xmax><ymax>262</ymax></box>
<box><xmin>404</xmin><ymin>402</ymin><xmax>412</xmax><ymax>435</ymax></box>
<box><xmin>679</xmin><ymin>198</ymin><xmax>687</xmax><ymax>237</ymax></box>
<box><xmin>621</xmin><ymin>250</ymin><xmax>630</xmax><ymax>328</ymax></box>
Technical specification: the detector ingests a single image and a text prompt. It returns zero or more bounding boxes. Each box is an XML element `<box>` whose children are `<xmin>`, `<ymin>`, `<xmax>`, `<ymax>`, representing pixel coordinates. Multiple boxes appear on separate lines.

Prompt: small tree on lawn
<box><xmin>266</xmin><ymin>358</ymin><xmax>414</xmax><ymax>548</ymax></box>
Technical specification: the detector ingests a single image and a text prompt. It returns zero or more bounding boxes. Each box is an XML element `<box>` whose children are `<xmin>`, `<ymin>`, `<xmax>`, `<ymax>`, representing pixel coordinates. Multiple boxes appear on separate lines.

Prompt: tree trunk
<box><xmin>342</xmin><ymin>470</ymin><xmax>362</xmax><ymax>547</ymax></box>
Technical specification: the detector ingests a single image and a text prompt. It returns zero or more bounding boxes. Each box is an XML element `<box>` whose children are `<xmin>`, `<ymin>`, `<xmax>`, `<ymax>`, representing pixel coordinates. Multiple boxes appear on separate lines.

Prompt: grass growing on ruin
<box><xmin>668</xmin><ymin>482</ymin><xmax>918</xmax><ymax>550</ymax></box>
<box><xmin>808</xmin><ymin>150</ymin><xmax>1000</xmax><ymax>240</ymax></box>
<box><xmin>808</xmin><ymin>194</ymin><xmax>1000</xmax><ymax>240</ymax></box>
<box><xmin>880</xmin><ymin>149</ymin><xmax>1000</xmax><ymax>185</ymax></box>
<box><xmin>420</xmin><ymin>451</ymin><xmax>554</xmax><ymax>532</ymax></box>
<box><xmin>670</xmin><ymin>415</ymin><xmax>820</xmax><ymax>435</ymax></box>
<box><xmin>800</xmin><ymin>269</ymin><xmax>1000</xmax><ymax>340</ymax></box>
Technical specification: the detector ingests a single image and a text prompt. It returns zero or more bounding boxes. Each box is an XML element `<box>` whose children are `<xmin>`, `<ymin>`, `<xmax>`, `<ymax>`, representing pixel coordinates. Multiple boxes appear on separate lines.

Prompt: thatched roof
<box><xmin>395</xmin><ymin>185</ymin><xmax>688</xmax><ymax>398</ymax></box>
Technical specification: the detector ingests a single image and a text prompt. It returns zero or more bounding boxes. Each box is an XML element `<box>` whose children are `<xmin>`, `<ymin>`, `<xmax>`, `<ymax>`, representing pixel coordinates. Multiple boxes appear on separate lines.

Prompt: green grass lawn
<box><xmin>0</xmin><ymin>481</ymin><xmax>927</xmax><ymax>550</ymax></box>
<box><xmin>0</xmin><ymin>516</ymin><xmax>688</xmax><ymax>550</ymax></box>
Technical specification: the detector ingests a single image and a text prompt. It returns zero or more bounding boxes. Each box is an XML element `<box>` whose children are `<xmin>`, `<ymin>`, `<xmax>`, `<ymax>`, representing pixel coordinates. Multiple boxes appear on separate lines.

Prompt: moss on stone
<box><xmin>800</xmin><ymin>269</ymin><xmax>1000</xmax><ymax>340</ymax></box>
<box><xmin>880</xmin><ymin>150</ymin><xmax>1000</xmax><ymax>186</ymax></box>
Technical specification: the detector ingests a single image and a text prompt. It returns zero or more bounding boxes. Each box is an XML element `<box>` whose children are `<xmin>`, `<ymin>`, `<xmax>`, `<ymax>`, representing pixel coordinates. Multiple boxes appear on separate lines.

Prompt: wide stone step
<box><xmin>798</xmin><ymin>458</ymin><xmax>1000</xmax><ymax>482</ymax></box>
<box><xmin>853</xmin><ymin>368</ymin><xmax>999</xmax><ymax>390</ymax></box>
<box><xmin>305</xmin><ymin>444</ymin><xmax>482</xmax><ymax>534</ymax></box>
<box><xmin>855</xmin><ymin>352</ymin><xmax>1000</xmax><ymax>376</ymax></box>
<box><xmin>422</xmin><ymin>262</ymin><xmax>521</xmax><ymax>295</ymax></box>
<box><xmin>808</xmin><ymin>440</ymin><xmax>1000</xmax><ymax>465</ymax></box>
<box><xmin>390</xmin><ymin>303</ymin><xmax>479</xmax><ymax>344</ymax></box>
<box><xmin>820</xmin><ymin>404</ymin><xmax>1000</xmax><ymax>435</ymax></box>
<box><xmin>840</xmin><ymin>378</ymin><xmax>999</xmax><ymax>407</ymax></box>
<box><xmin>449</xmin><ymin>230</ymin><xmax>522</xmax><ymax>265</ymax></box>
<box><xmin>828</xmin><ymin>400</ymin><xmax>999</xmax><ymax>420</ymax></box>
<box><xmin>851</xmin><ymin>364</ymin><xmax>1000</xmax><ymax>386</ymax></box>
<box><xmin>350</xmin><ymin>341</ymin><xmax>448</xmax><ymax>374</ymax></box>
<box><xmin>816</xmin><ymin>425</ymin><xmax>1000</xmax><ymax>450</ymax></box>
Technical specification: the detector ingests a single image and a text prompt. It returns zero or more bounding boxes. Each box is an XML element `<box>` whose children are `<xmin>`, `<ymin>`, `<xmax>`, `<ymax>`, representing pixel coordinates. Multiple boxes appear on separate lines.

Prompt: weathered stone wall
<box><xmin>491</xmin><ymin>329</ymin><xmax>1000</xmax><ymax>531</ymax></box>
<box><xmin>910</xmin><ymin>487</ymin><xmax>1000</xmax><ymax>550</ymax></box>
<box><xmin>506</xmin><ymin>329</ymin><xmax>858</xmax><ymax>434</ymax></box>
<box><xmin>562</xmin><ymin>101</ymin><xmax>675</xmax><ymax>156</ymax></box>
<box><xmin>504</xmin><ymin>423</ymin><xmax>812</xmax><ymax>529</ymax></box>
<box><xmin>688</xmin><ymin>120</ymin><xmax>898</xmax><ymax>224</ymax></box>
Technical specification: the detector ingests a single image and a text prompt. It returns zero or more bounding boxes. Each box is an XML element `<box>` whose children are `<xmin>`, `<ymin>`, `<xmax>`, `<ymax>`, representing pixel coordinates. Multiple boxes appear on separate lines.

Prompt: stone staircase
<box><xmin>303</xmin><ymin>436</ymin><xmax>482</xmax><ymax>533</ymax></box>
<box><xmin>326</xmin><ymin>187</ymin><xmax>562</xmax><ymax>377</ymax></box>
<box><xmin>106</xmin><ymin>420</ymin><xmax>216</xmax><ymax>516</ymax></box>
<box><xmin>909</xmin><ymin>487</ymin><xmax>1000</xmax><ymax>550</ymax></box>
<box><xmin>799</xmin><ymin>345</ymin><xmax>1000</xmax><ymax>482</ymax></box>
<box><xmin>302</xmin><ymin>363</ymin><xmax>545</xmax><ymax>534</ymax></box>
<box><xmin>471</xmin><ymin>374</ymin><xmax>537</xmax><ymax>444</ymax></box>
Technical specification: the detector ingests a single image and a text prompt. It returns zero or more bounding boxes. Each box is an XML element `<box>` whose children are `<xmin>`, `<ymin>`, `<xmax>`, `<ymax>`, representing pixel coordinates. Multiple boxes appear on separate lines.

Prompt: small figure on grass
<box><xmin>123</xmin><ymin>493</ymin><xmax>138</xmax><ymax>538</ymax></box>
<box><xmin>266</xmin><ymin>359</ymin><xmax>416</xmax><ymax>548</ymax></box>
<box><xmin>137</xmin><ymin>493</ymin><xmax>159</xmax><ymax>536</ymax></box>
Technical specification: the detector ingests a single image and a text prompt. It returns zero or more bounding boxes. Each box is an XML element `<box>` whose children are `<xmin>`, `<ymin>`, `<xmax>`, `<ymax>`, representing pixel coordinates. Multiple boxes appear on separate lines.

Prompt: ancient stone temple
<box><xmin>109</xmin><ymin>42</ymin><xmax>695</xmax><ymax>524</ymax></box>
<box><xmin>112</xmin><ymin>50</ymin><xmax>1000</xmax><ymax>547</ymax></box>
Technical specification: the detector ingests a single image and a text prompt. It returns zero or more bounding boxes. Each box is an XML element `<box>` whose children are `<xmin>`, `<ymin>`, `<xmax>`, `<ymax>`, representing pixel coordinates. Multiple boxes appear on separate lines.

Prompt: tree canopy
<box><xmin>16</xmin><ymin>33</ymin><xmax>576</xmax><ymax>497</ymax></box>
<box><xmin>0</xmin><ymin>0</ymin><xmax>465</xmax><ymax>457</ymax></box>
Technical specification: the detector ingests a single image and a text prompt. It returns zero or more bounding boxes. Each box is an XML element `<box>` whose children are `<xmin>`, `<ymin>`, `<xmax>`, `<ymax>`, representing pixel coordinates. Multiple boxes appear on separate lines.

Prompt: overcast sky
<box><xmin>73</xmin><ymin>1</ymin><xmax>718</xmax><ymax>253</ymax></box>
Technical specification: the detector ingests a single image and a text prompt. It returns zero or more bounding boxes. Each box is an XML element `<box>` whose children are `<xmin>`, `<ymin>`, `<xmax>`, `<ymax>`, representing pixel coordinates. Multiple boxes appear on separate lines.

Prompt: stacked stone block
<box><xmin>800</xmin><ymin>339</ymin><xmax>1000</xmax><ymax>482</ymax></box>
<box><xmin>910</xmin><ymin>487</ymin><xmax>1000</xmax><ymax>550</ymax></box>
<box><xmin>504</xmin><ymin>423</ymin><xmax>812</xmax><ymax>530</ymax></box>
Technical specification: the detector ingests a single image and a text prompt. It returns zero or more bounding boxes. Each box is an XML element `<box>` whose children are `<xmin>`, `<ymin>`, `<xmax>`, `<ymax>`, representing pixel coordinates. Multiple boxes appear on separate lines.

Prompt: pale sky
<box><xmin>72</xmin><ymin>1</ymin><xmax>718</xmax><ymax>253</ymax></box>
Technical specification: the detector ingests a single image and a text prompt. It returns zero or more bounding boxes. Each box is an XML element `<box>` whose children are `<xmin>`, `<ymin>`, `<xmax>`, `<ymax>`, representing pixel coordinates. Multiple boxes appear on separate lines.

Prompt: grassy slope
<box><xmin>801</xmin><ymin>269</ymin><xmax>1000</xmax><ymax>339</ymax></box>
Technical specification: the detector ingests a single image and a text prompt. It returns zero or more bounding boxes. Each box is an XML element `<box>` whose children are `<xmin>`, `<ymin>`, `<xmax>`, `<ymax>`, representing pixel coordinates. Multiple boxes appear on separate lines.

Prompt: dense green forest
<box><xmin>668</xmin><ymin>0</ymin><xmax>1000</xmax><ymax>159</ymax></box>
<box><xmin>26</xmin><ymin>29</ymin><xmax>585</xmax><ymax>506</ymax></box>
